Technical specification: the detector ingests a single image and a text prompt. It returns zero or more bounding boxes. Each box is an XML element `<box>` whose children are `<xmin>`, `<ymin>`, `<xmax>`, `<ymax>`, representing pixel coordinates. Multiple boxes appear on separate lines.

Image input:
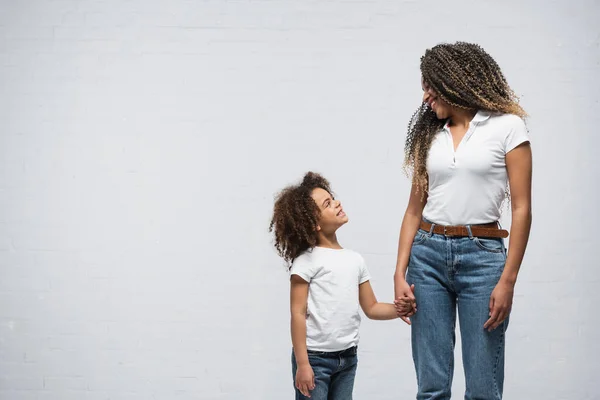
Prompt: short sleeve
<box><xmin>358</xmin><ymin>256</ymin><xmax>371</xmax><ymax>284</ymax></box>
<box><xmin>504</xmin><ymin>117</ymin><xmax>530</xmax><ymax>154</ymax></box>
<box><xmin>289</xmin><ymin>256</ymin><xmax>316</xmax><ymax>283</ymax></box>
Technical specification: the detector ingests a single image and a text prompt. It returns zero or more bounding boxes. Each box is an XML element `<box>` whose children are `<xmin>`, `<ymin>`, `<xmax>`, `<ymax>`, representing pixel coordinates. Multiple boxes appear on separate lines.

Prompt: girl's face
<box><xmin>311</xmin><ymin>187</ymin><xmax>348</xmax><ymax>233</ymax></box>
<box><xmin>422</xmin><ymin>77</ymin><xmax>451</xmax><ymax>120</ymax></box>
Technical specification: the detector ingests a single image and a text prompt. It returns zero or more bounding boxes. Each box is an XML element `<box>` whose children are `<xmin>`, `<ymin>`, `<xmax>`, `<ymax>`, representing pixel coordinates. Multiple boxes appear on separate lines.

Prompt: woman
<box><xmin>393</xmin><ymin>42</ymin><xmax>532</xmax><ymax>400</ymax></box>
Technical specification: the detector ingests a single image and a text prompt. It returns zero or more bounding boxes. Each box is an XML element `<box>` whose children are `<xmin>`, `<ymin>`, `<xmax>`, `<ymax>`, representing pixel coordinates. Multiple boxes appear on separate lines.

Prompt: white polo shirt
<box><xmin>422</xmin><ymin>111</ymin><xmax>530</xmax><ymax>226</ymax></box>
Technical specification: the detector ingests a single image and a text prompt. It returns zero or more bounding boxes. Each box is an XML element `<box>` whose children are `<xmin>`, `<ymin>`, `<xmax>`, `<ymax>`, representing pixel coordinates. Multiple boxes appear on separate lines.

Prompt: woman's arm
<box><xmin>393</xmin><ymin>183</ymin><xmax>427</xmax><ymax>321</ymax></box>
<box><xmin>484</xmin><ymin>142</ymin><xmax>532</xmax><ymax>331</ymax></box>
<box><xmin>501</xmin><ymin>142</ymin><xmax>533</xmax><ymax>285</ymax></box>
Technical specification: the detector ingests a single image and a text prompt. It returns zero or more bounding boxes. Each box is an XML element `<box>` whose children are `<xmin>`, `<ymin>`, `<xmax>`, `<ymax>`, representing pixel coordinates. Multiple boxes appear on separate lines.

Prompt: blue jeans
<box><xmin>291</xmin><ymin>346</ymin><xmax>358</xmax><ymax>400</ymax></box>
<box><xmin>407</xmin><ymin>225</ymin><xmax>509</xmax><ymax>400</ymax></box>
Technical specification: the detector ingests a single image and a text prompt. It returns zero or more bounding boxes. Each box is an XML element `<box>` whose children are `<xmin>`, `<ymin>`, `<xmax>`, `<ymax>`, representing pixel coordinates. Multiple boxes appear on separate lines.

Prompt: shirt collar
<box><xmin>472</xmin><ymin>110</ymin><xmax>491</xmax><ymax>122</ymax></box>
<box><xmin>443</xmin><ymin>110</ymin><xmax>491</xmax><ymax>130</ymax></box>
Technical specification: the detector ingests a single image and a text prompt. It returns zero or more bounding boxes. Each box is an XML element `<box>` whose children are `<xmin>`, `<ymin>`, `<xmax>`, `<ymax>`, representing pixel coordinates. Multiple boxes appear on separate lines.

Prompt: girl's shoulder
<box><xmin>291</xmin><ymin>249</ymin><xmax>314</xmax><ymax>266</ymax></box>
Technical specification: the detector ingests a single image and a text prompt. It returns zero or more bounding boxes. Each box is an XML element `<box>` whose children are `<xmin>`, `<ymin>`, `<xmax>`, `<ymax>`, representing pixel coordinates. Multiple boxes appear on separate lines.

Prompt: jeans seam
<box><xmin>445</xmin><ymin>348</ymin><xmax>454</xmax><ymax>396</ymax></box>
<box><xmin>492</xmin><ymin>320</ymin><xmax>506</xmax><ymax>399</ymax></box>
<box><xmin>446</xmin><ymin>239</ymin><xmax>456</xmax><ymax>290</ymax></box>
<box><xmin>444</xmin><ymin>313</ymin><xmax>456</xmax><ymax>396</ymax></box>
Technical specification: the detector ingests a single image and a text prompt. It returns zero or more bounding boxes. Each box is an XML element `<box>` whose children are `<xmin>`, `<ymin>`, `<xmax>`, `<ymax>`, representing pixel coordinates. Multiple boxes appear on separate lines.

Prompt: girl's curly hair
<box><xmin>269</xmin><ymin>172</ymin><xmax>332</xmax><ymax>264</ymax></box>
<box><xmin>405</xmin><ymin>42</ymin><xmax>526</xmax><ymax>195</ymax></box>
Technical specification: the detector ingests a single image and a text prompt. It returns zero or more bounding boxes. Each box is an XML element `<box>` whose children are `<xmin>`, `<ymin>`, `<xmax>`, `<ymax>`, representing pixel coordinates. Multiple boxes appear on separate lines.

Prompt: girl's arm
<box><xmin>484</xmin><ymin>142</ymin><xmax>532</xmax><ymax>331</ymax></box>
<box><xmin>290</xmin><ymin>274</ymin><xmax>314</xmax><ymax>397</ymax></box>
<box><xmin>359</xmin><ymin>281</ymin><xmax>407</xmax><ymax>320</ymax></box>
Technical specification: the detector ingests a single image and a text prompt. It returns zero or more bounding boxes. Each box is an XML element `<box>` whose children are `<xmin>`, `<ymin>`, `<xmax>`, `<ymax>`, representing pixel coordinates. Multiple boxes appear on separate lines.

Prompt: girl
<box><xmin>394</xmin><ymin>42</ymin><xmax>532</xmax><ymax>400</ymax></box>
<box><xmin>270</xmin><ymin>172</ymin><xmax>412</xmax><ymax>399</ymax></box>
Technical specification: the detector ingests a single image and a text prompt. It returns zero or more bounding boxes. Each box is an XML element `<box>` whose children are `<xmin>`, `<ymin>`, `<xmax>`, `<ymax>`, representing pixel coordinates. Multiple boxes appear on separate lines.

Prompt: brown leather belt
<box><xmin>420</xmin><ymin>221</ymin><xmax>509</xmax><ymax>239</ymax></box>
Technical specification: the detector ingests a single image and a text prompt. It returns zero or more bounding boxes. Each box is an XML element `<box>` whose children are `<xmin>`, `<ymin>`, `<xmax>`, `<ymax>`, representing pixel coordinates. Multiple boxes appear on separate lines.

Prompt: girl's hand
<box><xmin>394</xmin><ymin>296</ymin><xmax>415</xmax><ymax>313</ymax></box>
<box><xmin>394</xmin><ymin>282</ymin><xmax>417</xmax><ymax>324</ymax></box>
<box><xmin>394</xmin><ymin>295</ymin><xmax>417</xmax><ymax>321</ymax></box>
<box><xmin>295</xmin><ymin>363</ymin><xmax>315</xmax><ymax>397</ymax></box>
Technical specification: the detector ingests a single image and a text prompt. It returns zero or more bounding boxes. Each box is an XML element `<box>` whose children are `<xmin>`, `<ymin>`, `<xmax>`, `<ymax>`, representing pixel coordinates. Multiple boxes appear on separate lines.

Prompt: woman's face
<box><xmin>421</xmin><ymin>77</ymin><xmax>451</xmax><ymax>120</ymax></box>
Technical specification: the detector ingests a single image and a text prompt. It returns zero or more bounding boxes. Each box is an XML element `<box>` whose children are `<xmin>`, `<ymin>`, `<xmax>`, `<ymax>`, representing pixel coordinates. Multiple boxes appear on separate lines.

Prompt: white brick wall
<box><xmin>1</xmin><ymin>0</ymin><xmax>598</xmax><ymax>399</ymax></box>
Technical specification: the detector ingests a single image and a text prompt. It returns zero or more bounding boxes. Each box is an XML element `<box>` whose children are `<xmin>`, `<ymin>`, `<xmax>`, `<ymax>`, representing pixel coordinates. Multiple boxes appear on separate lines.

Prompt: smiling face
<box><xmin>421</xmin><ymin>76</ymin><xmax>452</xmax><ymax>120</ymax></box>
<box><xmin>310</xmin><ymin>187</ymin><xmax>348</xmax><ymax>234</ymax></box>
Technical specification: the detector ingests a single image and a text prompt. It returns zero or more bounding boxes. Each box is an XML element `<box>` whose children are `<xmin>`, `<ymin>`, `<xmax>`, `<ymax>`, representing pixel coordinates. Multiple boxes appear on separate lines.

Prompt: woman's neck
<box><xmin>448</xmin><ymin>108</ymin><xmax>477</xmax><ymax>128</ymax></box>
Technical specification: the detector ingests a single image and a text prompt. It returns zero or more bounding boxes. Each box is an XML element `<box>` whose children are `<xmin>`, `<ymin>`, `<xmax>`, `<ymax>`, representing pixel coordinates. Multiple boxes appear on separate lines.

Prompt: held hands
<box><xmin>394</xmin><ymin>281</ymin><xmax>417</xmax><ymax>325</ymax></box>
<box><xmin>295</xmin><ymin>363</ymin><xmax>315</xmax><ymax>398</ymax></box>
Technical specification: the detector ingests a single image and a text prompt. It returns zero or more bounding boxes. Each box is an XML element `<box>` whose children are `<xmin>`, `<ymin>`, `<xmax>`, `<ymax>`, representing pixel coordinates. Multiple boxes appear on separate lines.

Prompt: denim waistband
<box><xmin>307</xmin><ymin>346</ymin><xmax>358</xmax><ymax>357</ymax></box>
<box><xmin>422</xmin><ymin>217</ymin><xmax>499</xmax><ymax>227</ymax></box>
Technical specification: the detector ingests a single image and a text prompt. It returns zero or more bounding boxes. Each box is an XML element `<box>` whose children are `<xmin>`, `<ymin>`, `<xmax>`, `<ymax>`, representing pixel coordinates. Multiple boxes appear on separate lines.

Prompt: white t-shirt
<box><xmin>422</xmin><ymin>111</ymin><xmax>530</xmax><ymax>226</ymax></box>
<box><xmin>290</xmin><ymin>247</ymin><xmax>371</xmax><ymax>352</ymax></box>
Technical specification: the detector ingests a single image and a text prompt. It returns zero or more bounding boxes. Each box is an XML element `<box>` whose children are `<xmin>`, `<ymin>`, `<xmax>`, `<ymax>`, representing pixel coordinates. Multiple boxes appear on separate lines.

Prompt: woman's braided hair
<box><xmin>269</xmin><ymin>172</ymin><xmax>332</xmax><ymax>264</ymax></box>
<box><xmin>405</xmin><ymin>42</ymin><xmax>527</xmax><ymax>194</ymax></box>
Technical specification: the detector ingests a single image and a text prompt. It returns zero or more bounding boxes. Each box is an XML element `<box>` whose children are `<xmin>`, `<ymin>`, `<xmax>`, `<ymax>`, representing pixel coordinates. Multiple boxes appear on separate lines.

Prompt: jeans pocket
<box><xmin>473</xmin><ymin>237</ymin><xmax>504</xmax><ymax>253</ymax></box>
<box><xmin>412</xmin><ymin>230</ymin><xmax>429</xmax><ymax>246</ymax></box>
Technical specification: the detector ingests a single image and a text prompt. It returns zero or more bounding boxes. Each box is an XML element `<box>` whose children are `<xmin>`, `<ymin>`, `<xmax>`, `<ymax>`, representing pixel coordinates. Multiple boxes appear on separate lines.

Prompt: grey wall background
<box><xmin>1</xmin><ymin>0</ymin><xmax>598</xmax><ymax>399</ymax></box>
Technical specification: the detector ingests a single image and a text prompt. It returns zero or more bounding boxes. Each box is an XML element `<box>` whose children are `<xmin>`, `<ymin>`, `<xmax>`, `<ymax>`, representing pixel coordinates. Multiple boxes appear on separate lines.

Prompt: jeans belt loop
<box><xmin>466</xmin><ymin>225</ymin><xmax>474</xmax><ymax>240</ymax></box>
<box><xmin>428</xmin><ymin>222</ymin><xmax>435</xmax><ymax>236</ymax></box>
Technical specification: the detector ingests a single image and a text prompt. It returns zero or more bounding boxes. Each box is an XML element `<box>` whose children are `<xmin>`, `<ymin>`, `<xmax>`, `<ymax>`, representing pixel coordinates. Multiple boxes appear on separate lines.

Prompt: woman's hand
<box><xmin>484</xmin><ymin>280</ymin><xmax>514</xmax><ymax>331</ymax></box>
<box><xmin>394</xmin><ymin>280</ymin><xmax>416</xmax><ymax>325</ymax></box>
<box><xmin>394</xmin><ymin>295</ymin><xmax>416</xmax><ymax>322</ymax></box>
